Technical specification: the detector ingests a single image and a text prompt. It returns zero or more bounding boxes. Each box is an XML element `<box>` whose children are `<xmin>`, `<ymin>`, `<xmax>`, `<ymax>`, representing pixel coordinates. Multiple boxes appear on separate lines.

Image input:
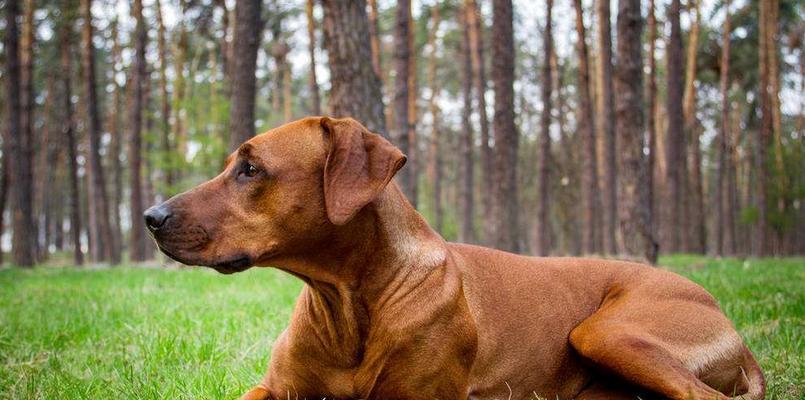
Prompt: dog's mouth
<box><xmin>156</xmin><ymin>244</ymin><xmax>253</xmax><ymax>274</ymax></box>
<box><xmin>210</xmin><ymin>256</ymin><xmax>253</xmax><ymax>274</ymax></box>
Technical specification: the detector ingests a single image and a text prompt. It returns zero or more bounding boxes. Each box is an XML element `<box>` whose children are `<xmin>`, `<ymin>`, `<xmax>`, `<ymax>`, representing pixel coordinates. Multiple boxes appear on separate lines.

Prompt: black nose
<box><xmin>144</xmin><ymin>204</ymin><xmax>172</xmax><ymax>231</ymax></box>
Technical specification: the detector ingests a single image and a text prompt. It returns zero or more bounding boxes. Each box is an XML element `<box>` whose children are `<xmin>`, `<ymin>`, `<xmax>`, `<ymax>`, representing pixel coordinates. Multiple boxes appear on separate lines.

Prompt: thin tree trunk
<box><xmin>535</xmin><ymin>0</ymin><xmax>554</xmax><ymax>256</ymax></box>
<box><xmin>216</xmin><ymin>0</ymin><xmax>232</xmax><ymax>83</ymax></box>
<box><xmin>306</xmin><ymin>0</ymin><xmax>321</xmax><ymax>115</ymax></box>
<box><xmin>407</xmin><ymin>21</ymin><xmax>418</xmax><ymax>208</ymax></box>
<box><xmin>128</xmin><ymin>0</ymin><xmax>148</xmax><ymax>262</ymax></box>
<box><xmin>81</xmin><ymin>0</ymin><xmax>114</xmax><ymax>263</ymax></box>
<box><xmin>155</xmin><ymin>0</ymin><xmax>174</xmax><ymax>191</ymax></box>
<box><xmin>665</xmin><ymin>0</ymin><xmax>686</xmax><ymax>254</ymax></box>
<box><xmin>229</xmin><ymin>0</ymin><xmax>263</xmax><ymax>151</ymax></box>
<box><xmin>465</xmin><ymin>0</ymin><xmax>494</xmax><ymax>244</ymax></box>
<box><xmin>40</xmin><ymin>76</ymin><xmax>59</xmax><ymax>260</ymax></box>
<box><xmin>716</xmin><ymin>0</ymin><xmax>731</xmax><ymax>256</ymax></box>
<box><xmin>393</xmin><ymin>0</ymin><xmax>414</xmax><ymax>202</ymax></box>
<box><xmin>426</xmin><ymin>6</ymin><xmax>443</xmax><ymax>234</ymax></box>
<box><xmin>459</xmin><ymin>4</ymin><xmax>475</xmax><ymax>243</ymax></box>
<box><xmin>107</xmin><ymin>19</ymin><xmax>123</xmax><ymax>263</ymax></box>
<box><xmin>767</xmin><ymin>0</ymin><xmax>785</xmax><ymax>254</ymax></box>
<box><xmin>646</xmin><ymin>0</ymin><xmax>658</xmax><ymax>255</ymax></box>
<box><xmin>683</xmin><ymin>0</ymin><xmax>705</xmax><ymax>253</ymax></box>
<box><xmin>57</xmin><ymin>9</ymin><xmax>83</xmax><ymax>265</ymax></box>
<box><xmin>491</xmin><ymin>0</ymin><xmax>519</xmax><ymax>253</ymax></box>
<box><xmin>322</xmin><ymin>0</ymin><xmax>387</xmax><ymax>137</ymax></box>
<box><xmin>615</xmin><ymin>0</ymin><xmax>658</xmax><ymax>263</ymax></box>
<box><xmin>596</xmin><ymin>0</ymin><xmax>617</xmax><ymax>255</ymax></box>
<box><xmin>173</xmin><ymin>1</ymin><xmax>188</xmax><ymax>157</ymax></box>
<box><xmin>7</xmin><ymin>0</ymin><xmax>36</xmax><ymax>266</ymax></box>
<box><xmin>757</xmin><ymin>0</ymin><xmax>771</xmax><ymax>256</ymax></box>
<box><xmin>367</xmin><ymin>0</ymin><xmax>382</xmax><ymax>79</ymax></box>
<box><xmin>573</xmin><ymin>0</ymin><xmax>601</xmax><ymax>255</ymax></box>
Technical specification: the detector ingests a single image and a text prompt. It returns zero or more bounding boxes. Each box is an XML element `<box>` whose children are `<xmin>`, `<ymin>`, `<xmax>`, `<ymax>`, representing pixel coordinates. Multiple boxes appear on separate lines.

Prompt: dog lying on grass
<box><xmin>145</xmin><ymin>117</ymin><xmax>764</xmax><ymax>399</ymax></box>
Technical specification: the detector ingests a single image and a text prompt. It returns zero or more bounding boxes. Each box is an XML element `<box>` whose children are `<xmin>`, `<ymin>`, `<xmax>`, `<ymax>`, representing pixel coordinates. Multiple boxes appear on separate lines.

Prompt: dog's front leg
<box><xmin>239</xmin><ymin>384</ymin><xmax>272</xmax><ymax>400</ymax></box>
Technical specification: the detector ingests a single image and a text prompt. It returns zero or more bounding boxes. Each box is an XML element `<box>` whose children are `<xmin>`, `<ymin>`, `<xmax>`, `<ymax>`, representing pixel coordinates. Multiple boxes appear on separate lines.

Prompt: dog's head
<box><xmin>145</xmin><ymin>117</ymin><xmax>406</xmax><ymax>274</ymax></box>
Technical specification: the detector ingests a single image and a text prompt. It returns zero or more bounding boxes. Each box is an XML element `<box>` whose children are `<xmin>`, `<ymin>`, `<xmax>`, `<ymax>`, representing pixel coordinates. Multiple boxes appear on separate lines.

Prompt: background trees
<box><xmin>0</xmin><ymin>0</ymin><xmax>801</xmax><ymax>265</ymax></box>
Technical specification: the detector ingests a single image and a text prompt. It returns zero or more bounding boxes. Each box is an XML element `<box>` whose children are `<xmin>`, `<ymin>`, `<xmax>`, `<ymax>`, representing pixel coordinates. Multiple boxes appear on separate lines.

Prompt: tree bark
<box><xmin>535</xmin><ymin>0</ymin><xmax>553</xmax><ymax>256</ymax></box>
<box><xmin>7</xmin><ymin>0</ymin><xmax>36</xmax><ymax>266</ymax></box>
<box><xmin>459</xmin><ymin>4</ymin><xmax>475</xmax><ymax>243</ymax></box>
<box><xmin>665</xmin><ymin>0</ymin><xmax>686</xmax><ymax>253</ymax></box>
<box><xmin>573</xmin><ymin>0</ymin><xmax>602</xmax><ymax>255</ymax></box>
<box><xmin>426</xmin><ymin>6</ymin><xmax>443</xmax><ymax>234</ymax></box>
<box><xmin>615</xmin><ymin>0</ymin><xmax>657</xmax><ymax>263</ymax></box>
<box><xmin>107</xmin><ymin>19</ymin><xmax>123</xmax><ymax>264</ymax></box>
<box><xmin>646</xmin><ymin>0</ymin><xmax>658</xmax><ymax>255</ymax></box>
<box><xmin>155</xmin><ymin>0</ymin><xmax>174</xmax><ymax>191</ymax></box>
<box><xmin>716</xmin><ymin>0</ymin><xmax>732</xmax><ymax>256</ymax></box>
<box><xmin>757</xmin><ymin>0</ymin><xmax>771</xmax><ymax>256</ymax></box>
<box><xmin>59</xmin><ymin>11</ymin><xmax>84</xmax><ymax>266</ymax></box>
<box><xmin>683</xmin><ymin>0</ymin><xmax>705</xmax><ymax>254</ymax></box>
<box><xmin>596</xmin><ymin>0</ymin><xmax>617</xmax><ymax>255</ymax></box>
<box><xmin>322</xmin><ymin>0</ymin><xmax>387</xmax><ymax>137</ymax></box>
<box><xmin>406</xmin><ymin>20</ymin><xmax>418</xmax><ymax>208</ymax></box>
<box><xmin>80</xmin><ymin>0</ymin><xmax>114</xmax><ymax>263</ymax></box>
<box><xmin>229</xmin><ymin>0</ymin><xmax>263</xmax><ymax>151</ymax></box>
<box><xmin>367</xmin><ymin>0</ymin><xmax>382</xmax><ymax>79</ymax></box>
<box><xmin>306</xmin><ymin>0</ymin><xmax>321</xmax><ymax>115</ymax></box>
<box><xmin>128</xmin><ymin>0</ymin><xmax>148</xmax><ymax>262</ymax></box>
<box><xmin>465</xmin><ymin>0</ymin><xmax>494</xmax><ymax>244</ymax></box>
<box><xmin>173</xmin><ymin>0</ymin><xmax>188</xmax><ymax>157</ymax></box>
<box><xmin>393</xmin><ymin>0</ymin><xmax>415</xmax><ymax>202</ymax></box>
<box><xmin>491</xmin><ymin>0</ymin><xmax>519</xmax><ymax>253</ymax></box>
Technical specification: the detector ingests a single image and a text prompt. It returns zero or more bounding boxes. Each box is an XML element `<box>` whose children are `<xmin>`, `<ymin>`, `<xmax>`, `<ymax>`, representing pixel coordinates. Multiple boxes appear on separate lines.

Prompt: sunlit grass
<box><xmin>0</xmin><ymin>256</ymin><xmax>802</xmax><ymax>399</ymax></box>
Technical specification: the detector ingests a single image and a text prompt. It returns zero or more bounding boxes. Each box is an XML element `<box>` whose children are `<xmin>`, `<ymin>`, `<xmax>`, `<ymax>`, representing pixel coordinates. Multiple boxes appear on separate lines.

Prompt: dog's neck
<box><xmin>268</xmin><ymin>182</ymin><xmax>451</xmax><ymax>367</ymax></box>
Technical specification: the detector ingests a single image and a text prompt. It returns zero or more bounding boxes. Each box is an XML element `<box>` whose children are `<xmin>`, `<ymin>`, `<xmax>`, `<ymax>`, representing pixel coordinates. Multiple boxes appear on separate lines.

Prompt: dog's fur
<box><xmin>146</xmin><ymin>117</ymin><xmax>765</xmax><ymax>400</ymax></box>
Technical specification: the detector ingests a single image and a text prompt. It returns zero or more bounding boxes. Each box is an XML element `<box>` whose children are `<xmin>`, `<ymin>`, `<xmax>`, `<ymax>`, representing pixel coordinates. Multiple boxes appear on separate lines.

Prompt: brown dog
<box><xmin>145</xmin><ymin>117</ymin><xmax>764</xmax><ymax>400</ymax></box>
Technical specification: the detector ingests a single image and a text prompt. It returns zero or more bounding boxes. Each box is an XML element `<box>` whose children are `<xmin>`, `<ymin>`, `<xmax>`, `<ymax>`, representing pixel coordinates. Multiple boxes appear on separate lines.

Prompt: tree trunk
<box><xmin>155</xmin><ymin>0</ymin><xmax>174</xmax><ymax>191</ymax></box>
<box><xmin>683</xmin><ymin>0</ymin><xmax>705</xmax><ymax>253</ymax></box>
<box><xmin>459</xmin><ymin>4</ymin><xmax>475</xmax><ymax>243</ymax></box>
<box><xmin>756</xmin><ymin>0</ymin><xmax>771</xmax><ymax>256</ymax></box>
<box><xmin>393</xmin><ymin>0</ymin><xmax>415</xmax><ymax>202</ymax></box>
<box><xmin>6</xmin><ymin>0</ymin><xmax>36</xmax><ymax>266</ymax></box>
<box><xmin>173</xmin><ymin>0</ymin><xmax>188</xmax><ymax>158</ymax></box>
<box><xmin>306</xmin><ymin>0</ymin><xmax>321</xmax><ymax>115</ymax></box>
<box><xmin>646</xmin><ymin>0</ymin><xmax>658</xmax><ymax>255</ymax></box>
<box><xmin>767</xmin><ymin>0</ymin><xmax>785</xmax><ymax>254</ymax></box>
<box><xmin>107</xmin><ymin>19</ymin><xmax>123</xmax><ymax>264</ymax></box>
<box><xmin>128</xmin><ymin>0</ymin><xmax>148</xmax><ymax>262</ymax></box>
<box><xmin>367</xmin><ymin>0</ymin><xmax>382</xmax><ymax>79</ymax></box>
<box><xmin>0</xmin><ymin>155</ymin><xmax>7</xmax><ymax>265</ymax></box>
<box><xmin>229</xmin><ymin>0</ymin><xmax>263</xmax><ymax>151</ymax></box>
<box><xmin>665</xmin><ymin>0</ymin><xmax>686</xmax><ymax>254</ymax></box>
<box><xmin>40</xmin><ymin>76</ymin><xmax>59</xmax><ymax>260</ymax></box>
<box><xmin>465</xmin><ymin>0</ymin><xmax>494</xmax><ymax>244</ymax></box>
<box><xmin>716</xmin><ymin>0</ymin><xmax>732</xmax><ymax>256</ymax></box>
<box><xmin>573</xmin><ymin>0</ymin><xmax>602</xmax><ymax>255</ymax></box>
<box><xmin>80</xmin><ymin>0</ymin><xmax>114</xmax><ymax>263</ymax></box>
<box><xmin>491</xmin><ymin>0</ymin><xmax>519</xmax><ymax>253</ymax></box>
<box><xmin>615</xmin><ymin>0</ymin><xmax>658</xmax><ymax>263</ymax></box>
<box><xmin>426</xmin><ymin>6</ymin><xmax>443</xmax><ymax>234</ymax></box>
<box><xmin>535</xmin><ymin>0</ymin><xmax>553</xmax><ymax>256</ymax></box>
<box><xmin>322</xmin><ymin>0</ymin><xmax>387</xmax><ymax>137</ymax></box>
<box><xmin>596</xmin><ymin>0</ymin><xmax>617</xmax><ymax>255</ymax></box>
<box><xmin>407</xmin><ymin>21</ymin><xmax>418</xmax><ymax>208</ymax></box>
<box><xmin>59</xmin><ymin>12</ymin><xmax>84</xmax><ymax>266</ymax></box>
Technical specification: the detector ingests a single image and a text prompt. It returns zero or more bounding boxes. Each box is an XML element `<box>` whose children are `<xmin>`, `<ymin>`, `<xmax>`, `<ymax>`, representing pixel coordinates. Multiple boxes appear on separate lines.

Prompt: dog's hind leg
<box><xmin>569</xmin><ymin>323</ymin><xmax>728</xmax><ymax>400</ymax></box>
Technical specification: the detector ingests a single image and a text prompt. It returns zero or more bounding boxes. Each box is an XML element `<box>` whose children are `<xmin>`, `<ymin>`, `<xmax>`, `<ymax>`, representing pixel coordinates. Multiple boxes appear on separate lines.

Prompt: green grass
<box><xmin>0</xmin><ymin>256</ymin><xmax>802</xmax><ymax>399</ymax></box>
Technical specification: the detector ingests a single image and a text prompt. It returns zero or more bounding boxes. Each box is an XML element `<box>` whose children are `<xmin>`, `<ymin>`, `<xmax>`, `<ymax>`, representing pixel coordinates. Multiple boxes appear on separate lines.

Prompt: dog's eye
<box><xmin>241</xmin><ymin>162</ymin><xmax>259</xmax><ymax>178</ymax></box>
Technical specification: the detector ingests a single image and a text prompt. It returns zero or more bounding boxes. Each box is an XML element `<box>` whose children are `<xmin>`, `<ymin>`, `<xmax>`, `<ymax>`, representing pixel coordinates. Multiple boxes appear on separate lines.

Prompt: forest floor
<box><xmin>0</xmin><ymin>255</ymin><xmax>802</xmax><ymax>399</ymax></box>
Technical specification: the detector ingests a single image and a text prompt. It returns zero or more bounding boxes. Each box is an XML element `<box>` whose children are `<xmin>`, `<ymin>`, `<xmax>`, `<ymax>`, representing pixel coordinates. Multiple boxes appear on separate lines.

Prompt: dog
<box><xmin>145</xmin><ymin>117</ymin><xmax>765</xmax><ymax>399</ymax></box>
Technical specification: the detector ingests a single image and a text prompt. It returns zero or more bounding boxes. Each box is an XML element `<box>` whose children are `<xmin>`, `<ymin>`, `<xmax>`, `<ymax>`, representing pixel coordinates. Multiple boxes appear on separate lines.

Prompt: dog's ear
<box><xmin>321</xmin><ymin>117</ymin><xmax>407</xmax><ymax>225</ymax></box>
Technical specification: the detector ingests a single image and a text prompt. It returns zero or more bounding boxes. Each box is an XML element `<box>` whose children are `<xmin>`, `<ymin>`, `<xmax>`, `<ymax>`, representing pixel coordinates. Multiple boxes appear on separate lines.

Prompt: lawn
<box><xmin>0</xmin><ymin>256</ymin><xmax>802</xmax><ymax>399</ymax></box>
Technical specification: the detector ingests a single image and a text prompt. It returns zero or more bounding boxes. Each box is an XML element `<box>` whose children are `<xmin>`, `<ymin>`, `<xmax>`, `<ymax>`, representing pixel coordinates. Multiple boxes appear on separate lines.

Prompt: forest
<box><xmin>1</xmin><ymin>0</ymin><xmax>803</xmax><ymax>267</ymax></box>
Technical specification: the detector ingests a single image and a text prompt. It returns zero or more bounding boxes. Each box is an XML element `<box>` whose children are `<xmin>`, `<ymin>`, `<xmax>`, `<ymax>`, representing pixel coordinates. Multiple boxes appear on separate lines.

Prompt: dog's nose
<box><xmin>144</xmin><ymin>204</ymin><xmax>172</xmax><ymax>231</ymax></box>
